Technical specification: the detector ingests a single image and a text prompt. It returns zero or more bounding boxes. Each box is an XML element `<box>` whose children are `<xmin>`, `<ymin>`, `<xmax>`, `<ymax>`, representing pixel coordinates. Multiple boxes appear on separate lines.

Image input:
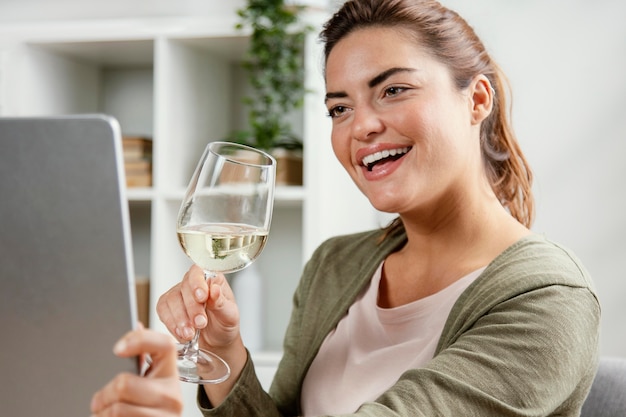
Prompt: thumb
<box><xmin>113</xmin><ymin>328</ymin><xmax>178</xmax><ymax>379</ymax></box>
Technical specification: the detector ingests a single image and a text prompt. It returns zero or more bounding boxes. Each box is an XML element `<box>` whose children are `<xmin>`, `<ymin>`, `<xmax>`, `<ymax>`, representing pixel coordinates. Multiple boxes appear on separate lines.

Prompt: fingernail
<box><xmin>183</xmin><ymin>327</ymin><xmax>195</xmax><ymax>339</ymax></box>
<box><xmin>113</xmin><ymin>338</ymin><xmax>127</xmax><ymax>355</ymax></box>
<box><xmin>195</xmin><ymin>288</ymin><xmax>205</xmax><ymax>301</ymax></box>
<box><xmin>194</xmin><ymin>314</ymin><xmax>207</xmax><ymax>327</ymax></box>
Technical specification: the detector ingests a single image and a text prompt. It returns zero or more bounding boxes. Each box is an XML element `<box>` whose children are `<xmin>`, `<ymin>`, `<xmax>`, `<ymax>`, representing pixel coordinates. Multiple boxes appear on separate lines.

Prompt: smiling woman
<box><xmin>186</xmin><ymin>1</ymin><xmax>594</xmax><ymax>415</ymax></box>
<box><xmin>91</xmin><ymin>1</ymin><xmax>601</xmax><ymax>416</ymax></box>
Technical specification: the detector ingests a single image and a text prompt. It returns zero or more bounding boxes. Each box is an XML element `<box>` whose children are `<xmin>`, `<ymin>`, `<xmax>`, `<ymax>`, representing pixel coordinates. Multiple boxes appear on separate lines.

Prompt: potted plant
<box><xmin>229</xmin><ymin>0</ymin><xmax>312</xmax><ymax>185</ymax></box>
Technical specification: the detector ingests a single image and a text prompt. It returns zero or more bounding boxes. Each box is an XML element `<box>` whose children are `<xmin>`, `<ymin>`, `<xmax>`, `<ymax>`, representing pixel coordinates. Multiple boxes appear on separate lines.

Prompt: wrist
<box><xmin>201</xmin><ymin>336</ymin><xmax>248</xmax><ymax>407</ymax></box>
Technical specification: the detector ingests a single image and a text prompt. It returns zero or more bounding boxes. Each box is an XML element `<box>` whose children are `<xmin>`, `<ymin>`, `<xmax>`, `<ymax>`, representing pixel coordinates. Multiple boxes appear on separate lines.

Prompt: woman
<box><xmin>91</xmin><ymin>0</ymin><xmax>600</xmax><ymax>415</ymax></box>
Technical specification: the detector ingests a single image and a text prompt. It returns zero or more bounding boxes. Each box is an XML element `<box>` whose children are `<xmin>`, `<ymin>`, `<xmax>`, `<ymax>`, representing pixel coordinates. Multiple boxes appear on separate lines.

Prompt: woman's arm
<box><xmin>329</xmin><ymin>285</ymin><xmax>600</xmax><ymax>417</ymax></box>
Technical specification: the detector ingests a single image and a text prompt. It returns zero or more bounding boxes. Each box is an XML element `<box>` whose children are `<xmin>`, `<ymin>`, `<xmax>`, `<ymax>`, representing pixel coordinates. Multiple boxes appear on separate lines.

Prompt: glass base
<box><xmin>176</xmin><ymin>343</ymin><xmax>231</xmax><ymax>384</ymax></box>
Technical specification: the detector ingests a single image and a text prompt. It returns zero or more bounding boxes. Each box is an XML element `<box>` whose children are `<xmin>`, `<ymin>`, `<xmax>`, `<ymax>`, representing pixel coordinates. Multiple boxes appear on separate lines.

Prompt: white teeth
<box><xmin>362</xmin><ymin>147</ymin><xmax>409</xmax><ymax>167</ymax></box>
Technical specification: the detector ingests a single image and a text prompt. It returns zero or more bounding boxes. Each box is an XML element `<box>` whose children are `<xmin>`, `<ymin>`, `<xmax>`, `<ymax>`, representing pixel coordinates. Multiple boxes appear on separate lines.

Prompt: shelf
<box><xmin>126</xmin><ymin>187</ymin><xmax>155</xmax><ymax>201</ymax></box>
<box><xmin>275</xmin><ymin>185</ymin><xmax>306</xmax><ymax>204</ymax></box>
<box><xmin>159</xmin><ymin>185</ymin><xmax>305</xmax><ymax>206</ymax></box>
<box><xmin>0</xmin><ymin>13</ymin><xmax>383</xmax><ymax>415</ymax></box>
<box><xmin>26</xmin><ymin>38</ymin><xmax>154</xmax><ymax>67</ymax></box>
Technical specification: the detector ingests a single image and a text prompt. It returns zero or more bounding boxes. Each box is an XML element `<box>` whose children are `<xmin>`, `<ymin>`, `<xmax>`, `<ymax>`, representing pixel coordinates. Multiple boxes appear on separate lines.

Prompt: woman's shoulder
<box><xmin>488</xmin><ymin>233</ymin><xmax>594</xmax><ymax>289</ymax></box>
<box><xmin>438</xmin><ymin>233</ymin><xmax>599</xmax><ymax>351</ymax></box>
<box><xmin>474</xmin><ymin>234</ymin><xmax>595</xmax><ymax>300</ymax></box>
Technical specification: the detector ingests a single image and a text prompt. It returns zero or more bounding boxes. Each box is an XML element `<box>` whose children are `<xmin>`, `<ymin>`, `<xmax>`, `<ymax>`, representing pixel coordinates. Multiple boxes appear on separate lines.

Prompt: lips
<box><xmin>361</xmin><ymin>146</ymin><xmax>411</xmax><ymax>171</ymax></box>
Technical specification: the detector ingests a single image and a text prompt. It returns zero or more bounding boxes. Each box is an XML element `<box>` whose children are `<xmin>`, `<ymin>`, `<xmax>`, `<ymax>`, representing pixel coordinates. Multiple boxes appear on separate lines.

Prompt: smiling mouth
<box><xmin>362</xmin><ymin>147</ymin><xmax>411</xmax><ymax>172</ymax></box>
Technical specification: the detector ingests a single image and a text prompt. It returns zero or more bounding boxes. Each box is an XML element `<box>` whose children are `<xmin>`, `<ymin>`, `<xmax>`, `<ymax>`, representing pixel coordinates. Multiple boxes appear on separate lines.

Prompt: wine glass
<box><xmin>175</xmin><ymin>141</ymin><xmax>276</xmax><ymax>383</ymax></box>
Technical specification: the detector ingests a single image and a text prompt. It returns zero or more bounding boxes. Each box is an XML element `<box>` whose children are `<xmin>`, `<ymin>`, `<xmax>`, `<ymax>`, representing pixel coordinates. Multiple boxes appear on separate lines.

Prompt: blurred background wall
<box><xmin>0</xmin><ymin>0</ymin><xmax>624</xmax><ymax>356</ymax></box>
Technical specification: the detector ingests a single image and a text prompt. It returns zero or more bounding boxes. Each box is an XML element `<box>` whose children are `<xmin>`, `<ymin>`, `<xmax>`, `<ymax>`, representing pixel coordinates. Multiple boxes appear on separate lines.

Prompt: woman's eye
<box><xmin>384</xmin><ymin>86</ymin><xmax>406</xmax><ymax>97</ymax></box>
<box><xmin>327</xmin><ymin>105</ymin><xmax>348</xmax><ymax>118</ymax></box>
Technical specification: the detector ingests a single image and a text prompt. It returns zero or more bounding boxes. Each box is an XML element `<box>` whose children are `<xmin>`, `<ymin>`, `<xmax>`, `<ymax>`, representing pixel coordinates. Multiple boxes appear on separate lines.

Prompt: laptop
<box><xmin>0</xmin><ymin>115</ymin><xmax>139</xmax><ymax>416</ymax></box>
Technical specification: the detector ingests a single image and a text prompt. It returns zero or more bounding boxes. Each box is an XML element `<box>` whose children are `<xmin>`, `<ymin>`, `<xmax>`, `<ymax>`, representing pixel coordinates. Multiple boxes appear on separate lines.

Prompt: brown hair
<box><xmin>320</xmin><ymin>0</ymin><xmax>534</xmax><ymax>230</ymax></box>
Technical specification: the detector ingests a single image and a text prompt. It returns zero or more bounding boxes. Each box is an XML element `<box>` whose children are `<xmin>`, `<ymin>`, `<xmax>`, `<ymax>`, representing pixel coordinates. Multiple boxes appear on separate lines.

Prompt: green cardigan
<box><xmin>199</xmin><ymin>229</ymin><xmax>600</xmax><ymax>416</ymax></box>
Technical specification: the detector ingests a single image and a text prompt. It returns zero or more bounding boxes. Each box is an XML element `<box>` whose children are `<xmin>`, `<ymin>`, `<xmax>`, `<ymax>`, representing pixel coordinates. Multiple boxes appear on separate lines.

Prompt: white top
<box><xmin>300</xmin><ymin>262</ymin><xmax>484</xmax><ymax>416</ymax></box>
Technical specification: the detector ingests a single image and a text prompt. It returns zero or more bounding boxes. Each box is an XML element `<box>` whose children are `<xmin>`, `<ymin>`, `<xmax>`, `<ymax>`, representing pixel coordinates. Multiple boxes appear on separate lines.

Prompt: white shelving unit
<box><xmin>0</xmin><ymin>9</ymin><xmax>382</xmax><ymax>415</ymax></box>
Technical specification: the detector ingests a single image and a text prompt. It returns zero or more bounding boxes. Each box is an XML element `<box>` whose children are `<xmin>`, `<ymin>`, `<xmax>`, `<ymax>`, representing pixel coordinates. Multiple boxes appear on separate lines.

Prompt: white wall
<box><xmin>1</xmin><ymin>0</ymin><xmax>623</xmax><ymax>356</ymax></box>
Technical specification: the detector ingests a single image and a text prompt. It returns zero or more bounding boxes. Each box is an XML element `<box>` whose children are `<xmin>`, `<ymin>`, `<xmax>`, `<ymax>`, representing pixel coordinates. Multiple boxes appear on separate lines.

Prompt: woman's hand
<box><xmin>90</xmin><ymin>328</ymin><xmax>183</xmax><ymax>416</ymax></box>
<box><xmin>156</xmin><ymin>265</ymin><xmax>241</xmax><ymax>350</ymax></box>
<box><xmin>156</xmin><ymin>265</ymin><xmax>248</xmax><ymax>407</ymax></box>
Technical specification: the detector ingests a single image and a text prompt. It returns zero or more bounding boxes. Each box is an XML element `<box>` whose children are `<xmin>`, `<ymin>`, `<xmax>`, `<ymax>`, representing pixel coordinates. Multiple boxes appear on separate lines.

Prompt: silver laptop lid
<box><xmin>0</xmin><ymin>115</ymin><xmax>138</xmax><ymax>416</ymax></box>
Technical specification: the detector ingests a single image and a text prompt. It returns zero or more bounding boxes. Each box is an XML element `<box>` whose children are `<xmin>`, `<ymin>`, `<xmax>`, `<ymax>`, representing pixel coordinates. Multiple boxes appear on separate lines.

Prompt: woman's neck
<box><xmin>379</xmin><ymin>196</ymin><xmax>529</xmax><ymax>308</ymax></box>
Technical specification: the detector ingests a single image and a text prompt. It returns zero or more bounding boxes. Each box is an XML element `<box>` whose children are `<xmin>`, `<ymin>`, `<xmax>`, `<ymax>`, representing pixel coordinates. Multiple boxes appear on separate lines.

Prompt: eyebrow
<box><xmin>325</xmin><ymin>67</ymin><xmax>417</xmax><ymax>103</ymax></box>
<box><xmin>369</xmin><ymin>67</ymin><xmax>416</xmax><ymax>88</ymax></box>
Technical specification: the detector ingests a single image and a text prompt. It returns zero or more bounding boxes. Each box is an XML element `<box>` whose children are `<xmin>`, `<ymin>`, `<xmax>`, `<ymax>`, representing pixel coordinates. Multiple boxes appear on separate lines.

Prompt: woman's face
<box><xmin>325</xmin><ymin>27</ymin><xmax>490</xmax><ymax>219</ymax></box>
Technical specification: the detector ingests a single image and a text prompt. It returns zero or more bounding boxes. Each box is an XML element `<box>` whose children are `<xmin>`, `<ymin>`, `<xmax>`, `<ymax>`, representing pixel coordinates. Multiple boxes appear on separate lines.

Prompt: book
<box><xmin>122</xmin><ymin>136</ymin><xmax>152</xmax><ymax>161</ymax></box>
<box><xmin>122</xmin><ymin>136</ymin><xmax>153</xmax><ymax>187</ymax></box>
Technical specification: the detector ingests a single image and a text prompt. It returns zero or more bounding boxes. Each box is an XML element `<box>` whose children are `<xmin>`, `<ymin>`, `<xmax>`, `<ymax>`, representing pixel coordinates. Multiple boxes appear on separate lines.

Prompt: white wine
<box><xmin>177</xmin><ymin>223</ymin><xmax>268</xmax><ymax>273</ymax></box>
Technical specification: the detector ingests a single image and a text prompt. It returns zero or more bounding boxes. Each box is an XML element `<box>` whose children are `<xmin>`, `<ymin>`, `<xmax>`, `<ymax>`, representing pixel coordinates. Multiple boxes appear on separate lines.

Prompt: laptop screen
<box><xmin>0</xmin><ymin>115</ymin><xmax>138</xmax><ymax>416</ymax></box>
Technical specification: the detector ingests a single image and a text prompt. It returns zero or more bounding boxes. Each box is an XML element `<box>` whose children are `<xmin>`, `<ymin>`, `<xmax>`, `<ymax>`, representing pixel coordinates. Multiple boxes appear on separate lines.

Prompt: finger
<box><xmin>204</xmin><ymin>276</ymin><xmax>240</xmax><ymax>332</ymax></box>
<box><xmin>91</xmin><ymin>329</ymin><xmax>180</xmax><ymax>413</ymax></box>
<box><xmin>206</xmin><ymin>273</ymin><xmax>236</xmax><ymax>311</ymax></box>
<box><xmin>185</xmin><ymin>265</ymin><xmax>210</xmax><ymax>303</ymax></box>
<box><xmin>181</xmin><ymin>267</ymin><xmax>209</xmax><ymax>331</ymax></box>
<box><xmin>96</xmin><ymin>402</ymin><xmax>182</xmax><ymax>417</ymax></box>
<box><xmin>91</xmin><ymin>402</ymin><xmax>146</xmax><ymax>417</ymax></box>
<box><xmin>156</xmin><ymin>285</ymin><xmax>193</xmax><ymax>341</ymax></box>
<box><xmin>91</xmin><ymin>373</ymin><xmax>182</xmax><ymax>414</ymax></box>
<box><xmin>113</xmin><ymin>328</ymin><xmax>178</xmax><ymax>378</ymax></box>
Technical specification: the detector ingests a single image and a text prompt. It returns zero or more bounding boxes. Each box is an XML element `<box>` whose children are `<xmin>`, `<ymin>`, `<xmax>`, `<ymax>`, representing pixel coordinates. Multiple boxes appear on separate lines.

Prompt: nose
<box><xmin>351</xmin><ymin>105</ymin><xmax>384</xmax><ymax>142</ymax></box>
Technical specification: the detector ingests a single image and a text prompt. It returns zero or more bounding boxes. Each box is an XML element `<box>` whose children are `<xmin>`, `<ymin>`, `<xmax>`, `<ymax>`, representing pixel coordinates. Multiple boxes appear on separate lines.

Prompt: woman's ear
<box><xmin>468</xmin><ymin>75</ymin><xmax>494</xmax><ymax>125</ymax></box>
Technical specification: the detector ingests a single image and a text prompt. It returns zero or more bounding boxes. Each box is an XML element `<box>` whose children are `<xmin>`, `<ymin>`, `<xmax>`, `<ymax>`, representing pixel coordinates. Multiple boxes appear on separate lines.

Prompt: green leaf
<box><xmin>227</xmin><ymin>0</ymin><xmax>312</xmax><ymax>150</ymax></box>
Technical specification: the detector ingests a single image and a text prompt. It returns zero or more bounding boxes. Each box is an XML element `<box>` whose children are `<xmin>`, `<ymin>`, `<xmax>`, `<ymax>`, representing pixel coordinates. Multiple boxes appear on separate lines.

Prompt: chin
<box><xmin>367</xmin><ymin>196</ymin><xmax>402</xmax><ymax>214</ymax></box>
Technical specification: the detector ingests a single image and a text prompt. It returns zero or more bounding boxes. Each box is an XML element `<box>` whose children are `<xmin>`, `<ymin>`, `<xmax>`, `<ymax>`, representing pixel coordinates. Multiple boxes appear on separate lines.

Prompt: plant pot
<box><xmin>220</xmin><ymin>147</ymin><xmax>274</xmax><ymax>184</ymax></box>
<box><xmin>271</xmin><ymin>148</ymin><xmax>303</xmax><ymax>186</ymax></box>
